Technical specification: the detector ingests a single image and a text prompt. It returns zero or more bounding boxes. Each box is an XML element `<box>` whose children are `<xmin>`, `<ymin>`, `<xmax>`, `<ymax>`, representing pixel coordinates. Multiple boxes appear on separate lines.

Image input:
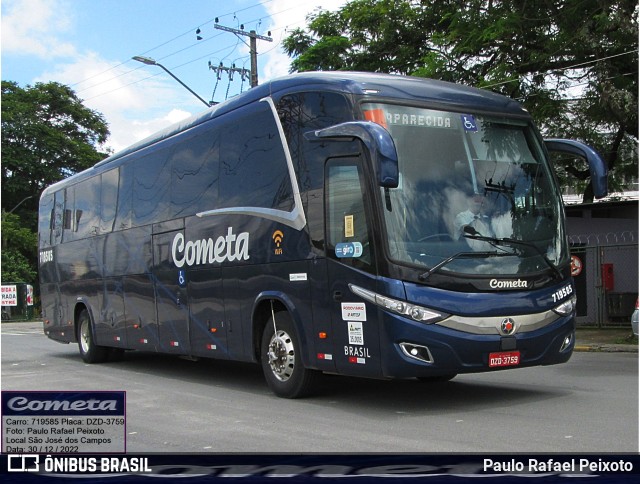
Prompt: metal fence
<box><xmin>569</xmin><ymin>233</ymin><xmax>638</xmax><ymax>327</ymax></box>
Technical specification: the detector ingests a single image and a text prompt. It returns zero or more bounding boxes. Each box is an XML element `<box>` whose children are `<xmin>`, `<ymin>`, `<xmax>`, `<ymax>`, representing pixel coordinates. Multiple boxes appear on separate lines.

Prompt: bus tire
<box><xmin>77</xmin><ymin>309</ymin><xmax>108</xmax><ymax>364</ymax></box>
<box><xmin>260</xmin><ymin>311</ymin><xmax>319</xmax><ymax>398</ymax></box>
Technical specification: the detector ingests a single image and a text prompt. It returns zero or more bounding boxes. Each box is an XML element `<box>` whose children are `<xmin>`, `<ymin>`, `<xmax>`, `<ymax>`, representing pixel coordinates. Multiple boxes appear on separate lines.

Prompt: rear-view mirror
<box><xmin>305</xmin><ymin>121</ymin><xmax>399</xmax><ymax>188</ymax></box>
<box><xmin>544</xmin><ymin>138</ymin><xmax>608</xmax><ymax>199</ymax></box>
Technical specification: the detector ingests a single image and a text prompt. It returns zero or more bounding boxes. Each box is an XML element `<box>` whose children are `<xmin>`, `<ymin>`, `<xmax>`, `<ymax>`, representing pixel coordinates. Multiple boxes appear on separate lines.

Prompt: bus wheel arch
<box><xmin>252</xmin><ymin>298</ymin><xmax>288</xmax><ymax>363</ymax></box>
<box><xmin>75</xmin><ymin>304</ymin><xmax>108</xmax><ymax>363</ymax></box>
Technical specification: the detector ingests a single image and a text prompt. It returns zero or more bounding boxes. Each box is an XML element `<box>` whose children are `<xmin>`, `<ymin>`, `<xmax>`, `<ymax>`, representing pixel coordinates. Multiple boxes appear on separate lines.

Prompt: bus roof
<box><xmin>44</xmin><ymin>71</ymin><xmax>528</xmax><ymax>196</ymax></box>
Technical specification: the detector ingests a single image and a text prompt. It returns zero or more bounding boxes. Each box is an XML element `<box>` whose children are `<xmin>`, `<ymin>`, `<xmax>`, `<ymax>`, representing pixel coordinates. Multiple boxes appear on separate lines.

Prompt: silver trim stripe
<box><xmin>437</xmin><ymin>310</ymin><xmax>560</xmax><ymax>335</ymax></box>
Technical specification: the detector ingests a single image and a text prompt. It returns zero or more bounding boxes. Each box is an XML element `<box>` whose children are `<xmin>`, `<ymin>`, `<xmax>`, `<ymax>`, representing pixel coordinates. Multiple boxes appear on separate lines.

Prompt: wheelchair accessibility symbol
<box><xmin>461</xmin><ymin>114</ymin><xmax>478</xmax><ymax>132</ymax></box>
<box><xmin>178</xmin><ymin>270</ymin><xmax>186</xmax><ymax>287</ymax></box>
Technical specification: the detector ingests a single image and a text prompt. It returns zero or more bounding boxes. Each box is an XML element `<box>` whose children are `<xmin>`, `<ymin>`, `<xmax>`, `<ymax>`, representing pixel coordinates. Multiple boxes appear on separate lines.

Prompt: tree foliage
<box><xmin>284</xmin><ymin>0</ymin><xmax>638</xmax><ymax>202</ymax></box>
<box><xmin>1</xmin><ymin>81</ymin><xmax>110</xmax><ymax>287</ymax></box>
<box><xmin>1</xmin><ymin>213</ymin><xmax>38</xmax><ymax>285</ymax></box>
<box><xmin>1</xmin><ymin>81</ymin><xmax>110</xmax><ymax>225</ymax></box>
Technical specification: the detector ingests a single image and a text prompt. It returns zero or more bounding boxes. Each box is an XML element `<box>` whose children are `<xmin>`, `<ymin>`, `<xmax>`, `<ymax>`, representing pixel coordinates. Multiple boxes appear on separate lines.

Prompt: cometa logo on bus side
<box><xmin>171</xmin><ymin>227</ymin><xmax>250</xmax><ymax>268</ymax></box>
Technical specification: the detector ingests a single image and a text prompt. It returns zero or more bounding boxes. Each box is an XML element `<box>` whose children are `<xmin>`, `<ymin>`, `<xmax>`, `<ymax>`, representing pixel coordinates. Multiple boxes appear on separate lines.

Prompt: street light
<box><xmin>7</xmin><ymin>195</ymin><xmax>35</xmax><ymax>214</ymax></box>
<box><xmin>132</xmin><ymin>56</ymin><xmax>212</xmax><ymax>107</ymax></box>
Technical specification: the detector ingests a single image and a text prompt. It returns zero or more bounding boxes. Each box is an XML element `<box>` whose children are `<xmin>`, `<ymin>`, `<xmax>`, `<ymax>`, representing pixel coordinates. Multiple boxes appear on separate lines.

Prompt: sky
<box><xmin>1</xmin><ymin>0</ymin><xmax>346</xmax><ymax>152</ymax></box>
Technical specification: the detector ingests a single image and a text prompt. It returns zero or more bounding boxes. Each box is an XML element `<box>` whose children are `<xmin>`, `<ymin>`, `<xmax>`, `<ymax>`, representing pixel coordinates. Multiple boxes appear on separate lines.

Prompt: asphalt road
<box><xmin>1</xmin><ymin>321</ymin><xmax>638</xmax><ymax>453</ymax></box>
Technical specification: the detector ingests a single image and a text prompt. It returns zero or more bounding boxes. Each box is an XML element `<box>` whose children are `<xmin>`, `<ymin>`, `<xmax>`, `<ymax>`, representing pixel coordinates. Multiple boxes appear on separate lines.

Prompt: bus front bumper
<box><xmin>380</xmin><ymin>312</ymin><xmax>575</xmax><ymax>379</ymax></box>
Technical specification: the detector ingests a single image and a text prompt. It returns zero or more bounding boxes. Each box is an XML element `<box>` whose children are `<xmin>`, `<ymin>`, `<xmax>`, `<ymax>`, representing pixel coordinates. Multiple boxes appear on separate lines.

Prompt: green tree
<box><xmin>1</xmin><ymin>81</ymin><xmax>110</xmax><ymax>286</ymax></box>
<box><xmin>284</xmin><ymin>0</ymin><xmax>638</xmax><ymax>202</ymax></box>
<box><xmin>1</xmin><ymin>81</ymin><xmax>110</xmax><ymax>225</ymax></box>
<box><xmin>1</xmin><ymin>212</ymin><xmax>38</xmax><ymax>285</ymax></box>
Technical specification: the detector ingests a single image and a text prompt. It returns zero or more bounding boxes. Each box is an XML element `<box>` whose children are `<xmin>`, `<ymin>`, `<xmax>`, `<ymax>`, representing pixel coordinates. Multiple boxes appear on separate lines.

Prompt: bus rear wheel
<box><xmin>77</xmin><ymin>309</ymin><xmax>108</xmax><ymax>363</ymax></box>
<box><xmin>260</xmin><ymin>311</ymin><xmax>319</xmax><ymax>398</ymax></box>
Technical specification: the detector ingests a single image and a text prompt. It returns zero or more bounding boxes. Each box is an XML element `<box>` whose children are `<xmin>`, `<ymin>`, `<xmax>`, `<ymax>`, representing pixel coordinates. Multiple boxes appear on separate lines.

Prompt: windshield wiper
<box><xmin>418</xmin><ymin>250</ymin><xmax>501</xmax><ymax>281</ymax></box>
<box><xmin>462</xmin><ymin>226</ymin><xmax>563</xmax><ymax>280</ymax></box>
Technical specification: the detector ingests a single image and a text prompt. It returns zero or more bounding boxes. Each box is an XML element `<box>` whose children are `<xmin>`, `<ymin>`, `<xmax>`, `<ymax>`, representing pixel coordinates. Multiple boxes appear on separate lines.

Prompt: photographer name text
<box><xmin>484</xmin><ymin>458</ymin><xmax>633</xmax><ymax>473</ymax></box>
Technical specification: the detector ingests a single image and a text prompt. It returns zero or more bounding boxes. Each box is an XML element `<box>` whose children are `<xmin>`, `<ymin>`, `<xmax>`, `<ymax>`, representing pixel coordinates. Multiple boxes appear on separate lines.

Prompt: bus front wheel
<box><xmin>260</xmin><ymin>311</ymin><xmax>319</xmax><ymax>398</ymax></box>
<box><xmin>77</xmin><ymin>309</ymin><xmax>108</xmax><ymax>364</ymax></box>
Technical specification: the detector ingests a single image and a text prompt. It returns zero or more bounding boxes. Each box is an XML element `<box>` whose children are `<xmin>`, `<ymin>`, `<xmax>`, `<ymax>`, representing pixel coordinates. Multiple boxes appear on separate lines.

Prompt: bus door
<box><xmin>325</xmin><ymin>157</ymin><xmax>382</xmax><ymax>377</ymax></box>
<box><xmin>152</xmin><ymin>227</ymin><xmax>191</xmax><ymax>354</ymax></box>
<box><xmin>99</xmin><ymin>279</ymin><xmax>128</xmax><ymax>349</ymax></box>
<box><xmin>188</xmin><ymin>269</ymin><xmax>229</xmax><ymax>359</ymax></box>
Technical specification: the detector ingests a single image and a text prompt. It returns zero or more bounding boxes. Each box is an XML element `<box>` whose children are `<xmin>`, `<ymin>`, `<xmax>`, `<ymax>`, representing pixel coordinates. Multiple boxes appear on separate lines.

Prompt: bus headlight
<box><xmin>553</xmin><ymin>295</ymin><xmax>577</xmax><ymax>316</ymax></box>
<box><xmin>349</xmin><ymin>284</ymin><xmax>446</xmax><ymax>323</ymax></box>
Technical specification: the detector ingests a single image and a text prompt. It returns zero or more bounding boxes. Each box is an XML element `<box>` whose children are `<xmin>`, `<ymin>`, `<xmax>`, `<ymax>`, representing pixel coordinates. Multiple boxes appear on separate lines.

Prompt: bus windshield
<box><xmin>362</xmin><ymin>103</ymin><xmax>567</xmax><ymax>277</ymax></box>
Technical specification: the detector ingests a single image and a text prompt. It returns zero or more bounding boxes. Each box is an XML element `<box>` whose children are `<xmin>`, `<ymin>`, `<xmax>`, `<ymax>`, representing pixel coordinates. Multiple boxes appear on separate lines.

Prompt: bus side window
<box><xmin>277</xmin><ymin>91</ymin><xmax>352</xmax><ymax>189</ymax></box>
<box><xmin>62</xmin><ymin>186</ymin><xmax>73</xmax><ymax>237</ymax></box>
<box><xmin>325</xmin><ymin>160</ymin><xmax>373</xmax><ymax>271</ymax></box>
<box><xmin>132</xmin><ymin>148</ymin><xmax>171</xmax><ymax>227</ymax></box>
<box><xmin>277</xmin><ymin>92</ymin><xmax>353</xmax><ymax>251</ymax></box>
<box><xmin>52</xmin><ymin>190</ymin><xmax>65</xmax><ymax>245</ymax></box>
<box><xmin>116</xmin><ymin>162</ymin><xmax>133</xmax><ymax>230</ymax></box>
<box><xmin>73</xmin><ymin>176</ymin><xmax>101</xmax><ymax>239</ymax></box>
<box><xmin>38</xmin><ymin>193</ymin><xmax>54</xmax><ymax>248</ymax></box>
<box><xmin>101</xmin><ymin>168</ymin><xmax>118</xmax><ymax>234</ymax></box>
<box><xmin>219</xmin><ymin>102</ymin><xmax>294</xmax><ymax>212</ymax></box>
<box><xmin>170</xmin><ymin>124</ymin><xmax>220</xmax><ymax>217</ymax></box>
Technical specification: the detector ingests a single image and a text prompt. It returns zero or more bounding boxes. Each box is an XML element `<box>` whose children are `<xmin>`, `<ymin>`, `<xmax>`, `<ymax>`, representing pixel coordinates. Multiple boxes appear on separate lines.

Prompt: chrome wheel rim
<box><xmin>267</xmin><ymin>330</ymin><xmax>295</xmax><ymax>382</ymax></box>
<box><xmin>80</xmin><ymin>319</ymin><xmax>90</xmax><ymax>354</ymax></box>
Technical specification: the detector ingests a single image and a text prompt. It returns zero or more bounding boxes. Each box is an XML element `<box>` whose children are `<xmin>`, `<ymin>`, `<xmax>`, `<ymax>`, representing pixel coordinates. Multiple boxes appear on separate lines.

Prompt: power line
<box><xmin>70</xmin><ymin>0</ymin><xmax>278</xmax><ymax>91</ymax></box>
<box><xmin>75</xmin><ymin>0</ymin><xmax>324</xmax><ymax>102</ymax></box>
<box><xmin>514</xmin><ymin>72</ymin><xmax>637</xmax><ymax>103</ymax></box>
<box><xmin>81</xmin><ymin>40</ymin><xmax>246</xmax><ymax>103</ymax></box>
<box><xmin>483</xmin><ymin>49</ymin><xmax>638</xmax><ymax>89</ymax></box>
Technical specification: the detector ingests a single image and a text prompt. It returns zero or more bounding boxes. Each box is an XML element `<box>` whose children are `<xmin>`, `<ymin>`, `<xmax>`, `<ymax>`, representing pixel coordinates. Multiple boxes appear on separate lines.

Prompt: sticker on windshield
<box><xmin>461</xmin><ymin>114</ymin><xmax>478</xmax><ymax>132</ymax></box>
<box><xmin>335</xmin><ymin>242</ymin><xmax>363</xmax><ymax>258</ymax></box>
<box><xmin>344</xmin><ymin>215</ymin><xmax>355</xmax><ymax>238</ymax></box>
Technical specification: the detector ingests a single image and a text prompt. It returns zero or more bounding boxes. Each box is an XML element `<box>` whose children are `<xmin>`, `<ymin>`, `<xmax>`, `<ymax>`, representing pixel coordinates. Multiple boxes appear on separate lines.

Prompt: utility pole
<box><xmin>214</xmin><ymin>24</ymin><xmax>273</xmax><ymax>87</ymax></box>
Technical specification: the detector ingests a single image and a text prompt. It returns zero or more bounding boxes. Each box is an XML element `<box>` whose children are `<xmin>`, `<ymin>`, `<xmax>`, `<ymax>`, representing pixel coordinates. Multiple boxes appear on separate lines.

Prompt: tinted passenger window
<box><xmin>116</xmin><ymin>162</ymin><xmax>133</xmax><ymax>230</ymax></box>
<box><xmin>101</xmin><ymin>169</ymin><xmax>118</xmax><ymax>234</ymax></box>
<box><xmin>53</xmin><ymin>190</ymin><xmax>65</xmax><ymax>245</ymax></box>
<box><xmin>73</xmin><ymin>177</ymin><xmax>101</xmax><ymax>239</ymax></box>
<box><xmin>171</xmin><ymin>125</ymin><xmax>221</xmax><ymax>217</ymax></box>
<box><xmin>278</xmin><ymin>92</ymin><xmax>352</xmax><ymax>251</ymax></box>
<box><xmin>132</xmin><ymin>147</ymin><xmax>172</xmax><ymax>226</ymax></box>
<box><xmin>38</xmin><ymin>194</ymin><xmax>54</xmax><ymax>248</ymax></box>
<box><xmin>277</xmin><ymin>91</ymin><xmax>352</xmax><ymax>189</ymax></box>
<box><xmin>278</xmin><ymin>91</ymin><xmax>351</xmax><ymax>133</ymax></box>
<box><xmin>218</xmin><ymin>102</ymin><xmax>294</xmax><ymax>211</ymax></box>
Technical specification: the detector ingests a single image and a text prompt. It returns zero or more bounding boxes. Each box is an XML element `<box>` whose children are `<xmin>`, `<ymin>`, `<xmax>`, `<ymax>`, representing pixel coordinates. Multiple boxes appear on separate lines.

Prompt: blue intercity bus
<box><xmin>39</xmin><ymin>72</ymin><xmax>607</xmax><ymax>397</ymax></box>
